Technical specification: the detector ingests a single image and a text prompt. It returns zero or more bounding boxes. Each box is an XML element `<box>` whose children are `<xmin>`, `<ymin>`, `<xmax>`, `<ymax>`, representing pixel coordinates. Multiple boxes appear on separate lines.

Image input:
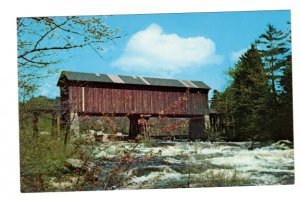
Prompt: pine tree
<box><xmin>278</xmin><ymin>22</ymin><xmax>293</xmax><ymax>140</ymax></box>
<box><xmin>229</xmin><ymin>45</ymin><xmax>271</xmax><ymax>140</ymax></box>
<box><xmin>255</xmin><ymin>24</ymin><xmax>289</xmax><ymax>115</ymax></box>
<box><xmin>210</xmin><ymin>88</ymin><xmax>236</xmax><ymax>141</ymax></box>
<box><xmin>255</xmin><ymin>24</ymin><xmax>291</xmax><ymax>140</ymax></box>
<box><xmin>210</xmin><ymin>90</ymin><xmax>220</xmax><ymax>110</ymax></box>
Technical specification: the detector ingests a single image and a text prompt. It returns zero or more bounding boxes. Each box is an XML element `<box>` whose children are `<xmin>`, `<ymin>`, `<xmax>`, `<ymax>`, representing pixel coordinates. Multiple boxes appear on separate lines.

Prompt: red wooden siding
<box><xmin>67</xmin><ymin>86</ymin><xmax>208</xmax><ymax>116</ymax></box>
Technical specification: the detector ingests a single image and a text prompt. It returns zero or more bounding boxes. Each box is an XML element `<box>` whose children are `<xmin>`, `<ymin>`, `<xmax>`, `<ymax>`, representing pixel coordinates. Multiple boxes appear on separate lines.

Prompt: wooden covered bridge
<box><xmin>57</xmin><ymin>71</ymin><xmax>210</xmax><ymax>139</ymax></box>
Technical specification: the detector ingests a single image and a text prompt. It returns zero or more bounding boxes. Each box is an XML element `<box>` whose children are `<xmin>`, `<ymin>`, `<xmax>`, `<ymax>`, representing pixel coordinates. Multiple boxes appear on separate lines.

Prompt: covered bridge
<box><xmin>57</xmin><ymin>71</ymin><xmax>210</xmax><ymax>139</ymax></box>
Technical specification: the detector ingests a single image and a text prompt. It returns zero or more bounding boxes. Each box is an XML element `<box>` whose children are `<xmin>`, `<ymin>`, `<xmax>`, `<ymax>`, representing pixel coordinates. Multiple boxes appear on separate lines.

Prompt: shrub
<box><xmin>20</xmin><ymin>133</ymin><xmax>75</xmax><ymax>192</ymax></box>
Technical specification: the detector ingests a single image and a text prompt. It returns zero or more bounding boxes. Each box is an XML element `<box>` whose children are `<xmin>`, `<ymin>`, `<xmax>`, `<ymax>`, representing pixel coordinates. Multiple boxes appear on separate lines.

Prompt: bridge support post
<box><xmin>188</xmin><ymin>116</ymin><xmax>205</xmax><ymax>140</ymax></box>
<box><xmin>204</xmin><ymin>114</ymin><xmax>210</xmax><ymax>130</ymax></box>
<box><xmin>128</xmin><ymin>114</ymin><xmax>150</xmax><ymax>139</ymax></box>
<box><xmin>70</xmin><ymin>112</ymin><xmax>80</xmax><ymax>137</ymax></box>
<box><xmin>128</xmin><ymin>114</ymin><xmax>141</xmax><ymax>139</ymax></box>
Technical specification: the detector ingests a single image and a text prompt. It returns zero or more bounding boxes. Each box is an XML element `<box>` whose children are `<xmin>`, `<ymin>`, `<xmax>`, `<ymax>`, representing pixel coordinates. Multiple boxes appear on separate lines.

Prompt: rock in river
<box><xmin>64</xmin><ymin>159</ymin><xmax>101</xmax><ymax>179</ymax></box>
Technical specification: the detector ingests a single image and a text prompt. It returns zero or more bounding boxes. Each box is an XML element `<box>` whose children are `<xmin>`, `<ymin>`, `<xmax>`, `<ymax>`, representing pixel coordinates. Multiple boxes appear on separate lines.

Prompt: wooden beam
<box><xmin>82</xmin><ymin>87</ymin><xmax>85</xmax><ymax>112</ymax></box>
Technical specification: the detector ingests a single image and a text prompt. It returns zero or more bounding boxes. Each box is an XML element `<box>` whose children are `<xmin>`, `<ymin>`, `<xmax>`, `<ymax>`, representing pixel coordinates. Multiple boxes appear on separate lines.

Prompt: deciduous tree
<box><xmin>17</xmin><ymin>16</ymin><xmax>121</xmax><ymax>101</ymax></box>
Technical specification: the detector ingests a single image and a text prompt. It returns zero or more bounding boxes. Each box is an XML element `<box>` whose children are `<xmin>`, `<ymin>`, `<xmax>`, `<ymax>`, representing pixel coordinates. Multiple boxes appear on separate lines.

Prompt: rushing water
<box><xmin>91</xmin><ymin>140</ymin><xmax>294</xmax><ymax>189</ymax></box>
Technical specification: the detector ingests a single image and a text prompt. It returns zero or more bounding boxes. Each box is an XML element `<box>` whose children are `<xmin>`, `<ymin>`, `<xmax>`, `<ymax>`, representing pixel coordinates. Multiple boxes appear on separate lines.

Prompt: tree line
<box><xmin>210</xmin><ymin>23</ymin><xmax>293</xmax><ymax>142</ymax></box>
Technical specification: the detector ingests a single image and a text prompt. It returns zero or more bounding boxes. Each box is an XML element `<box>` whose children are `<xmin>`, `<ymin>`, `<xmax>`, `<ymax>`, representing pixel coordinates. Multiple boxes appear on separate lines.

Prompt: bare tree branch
<box><xmin>18</xmin><ymin>40</ymin><xmax>106</xmax><ymax>59</ymax></box>
<box><xmin>17</xmin><ymin>16</ymin><xmax>121</xmax><ymax>100</ymax></box>
<box><xmin>19</xmin><ymin>55</ymin><xmax>52</xmax><ymax>65</ymax></box>
<box><xmin>33</xmin><ymin>18</ymin><xmax>73</xmax><ymax>50</ymax></box>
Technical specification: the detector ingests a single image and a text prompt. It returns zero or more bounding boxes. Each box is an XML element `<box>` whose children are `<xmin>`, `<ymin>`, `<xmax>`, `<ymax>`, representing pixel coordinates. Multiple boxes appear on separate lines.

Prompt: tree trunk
<box><xmin>32</xmin><ymin>112</ymin><xmax>39</xmax><ymax>138</ymax></box>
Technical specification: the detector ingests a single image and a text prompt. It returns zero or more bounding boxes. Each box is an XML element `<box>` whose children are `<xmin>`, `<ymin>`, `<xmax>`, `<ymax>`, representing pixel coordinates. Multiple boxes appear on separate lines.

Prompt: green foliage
<box><xmin>214</xmin><ymin>23</ymin><xmax>293</xmax><ymax>142</ymax></box>
<box><xmin>255</xmin><ymin>23</ymin><xmax>292</xmax><ymax>140</ymax></box>
<box><xmin>229</xmin><ymin>45</ymin><xmax>271</xmax><ymax>140</ymax></box>
<box><xmin>19</xmin><ymin>96</ymin><xmax>59</xmax><ymax>137</ymax></box>
<box><xmin>26</xmin><ymin>96</ymin><xmax>58</xmax><ymax>110</ymax></box>
<box><xmin>213</xmin><ymin>88</ymin><xmax>234</xmax><ymax>115</ymax></box>
<box><xmin>255</xmin><ymin>24</ymin><xmax>289</xmax><ymax>95</ymax></box>
<box><xmin>20</xmin><ymin>134</ymin><xmax>73</xmax><ymax>176</ymax></box>
<box><xmin>210</xmin><ymin>87</ymin><xmax>237</xmax><ymax>141</ymax></box>
<box><xmin>278</xmin><ymin>23</ymin><xmax>293</xmax><ymax>140</ymax></box>
<box><xmin>20</xmin><ymin>134</ymin><xmax>75</xmax><ymax>192</ymax></box>
<box><xmin>256</xmin><ymin>24</ymin><xmax>289</xmax><ymax>70</ymax></box>
<box><xmin>19</xmin><ymin>96</ymin><xmax>58</xmax><ymax>112</ymax></box>
<box><xmin>204</xmin><ymin>128</ymin><xmax>223</xmax><ymax>142</ymax></box>
<box><xmin>256</xmin><ymin>24</ymin><xmax>292</xmax><ymax>139</ymax></box>
<box><xmin>210</xmin><ymin>90</ymin><xmax>221</xmax><ymax>110</ymax></box>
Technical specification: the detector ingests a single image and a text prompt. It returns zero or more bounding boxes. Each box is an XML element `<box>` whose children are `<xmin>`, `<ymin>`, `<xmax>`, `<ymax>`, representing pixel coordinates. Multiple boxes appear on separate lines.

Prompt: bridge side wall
<box><xmin>67</xmin><ymin>86</ymin><xmax>208</xmax><ymax>116</ymax></box>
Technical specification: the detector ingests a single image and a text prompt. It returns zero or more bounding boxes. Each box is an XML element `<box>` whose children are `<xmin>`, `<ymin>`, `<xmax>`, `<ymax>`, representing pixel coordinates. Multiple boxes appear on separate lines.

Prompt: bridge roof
<box><xmin>58</xmin><ymin>71</ymin><xmax>210</xmax><ymax>90</ymax></box>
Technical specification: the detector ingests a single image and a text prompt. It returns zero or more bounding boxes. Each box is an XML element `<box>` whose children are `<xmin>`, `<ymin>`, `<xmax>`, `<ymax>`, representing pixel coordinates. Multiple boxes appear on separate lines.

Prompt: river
<box><xmin>90</xmin><ymin>140</ymin><xmax>294</xmax><ymax>189</ymax></box>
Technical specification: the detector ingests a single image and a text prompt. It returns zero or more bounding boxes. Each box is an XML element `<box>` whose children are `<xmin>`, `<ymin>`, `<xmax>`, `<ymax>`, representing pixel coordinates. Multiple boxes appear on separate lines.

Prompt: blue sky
<box><xmin>39</xmin><ymin>10</ymin><xmax>291</xmax><ymax>99</ymax></box>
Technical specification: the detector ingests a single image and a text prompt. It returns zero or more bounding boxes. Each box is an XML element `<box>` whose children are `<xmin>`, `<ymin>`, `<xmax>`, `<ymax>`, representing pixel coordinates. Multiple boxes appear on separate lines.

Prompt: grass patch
<box><xmin>20</xmin><ymin>133</ymin><xmax>75</xmax><ymax>192</ymax></box>
<box><xmin>191</xmin><ymin>170</ymin><xmax>252</xmax><ymax>187</ymax></box>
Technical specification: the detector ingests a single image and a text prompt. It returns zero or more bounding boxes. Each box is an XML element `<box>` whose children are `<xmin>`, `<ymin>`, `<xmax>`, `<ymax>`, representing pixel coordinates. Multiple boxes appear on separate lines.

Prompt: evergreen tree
<box><xmin>229</xmin><ymin>45</ymin><xmax>270</xmax><ymax>140</ymax></box>
<box><xmin>255</xmin><ymin>24</ymin><xmax>290</xmax><ymax>140</ymax></box>
<box><xmin>210</xmin><ymin>90</ymin><xmax>220</xmax><ymax>110</ymax></box>
<box><xmin>278</xmin><ymin>22</ymin><xmax>293</xmax><ymax>140</ymax></box>
<box><xmin>280</xmin><ymin>22</ymin><xmax>292</xmax><ymax>97</ymax></box>
<box><xmin>210</xmin><ymin>88</ymin><xmax>236</xmax><ymax>141</ymax></box>
<box><xmin>255</xmin><ymin>24</ymin><xmax>289</xmax><ymax>113</ymax></box>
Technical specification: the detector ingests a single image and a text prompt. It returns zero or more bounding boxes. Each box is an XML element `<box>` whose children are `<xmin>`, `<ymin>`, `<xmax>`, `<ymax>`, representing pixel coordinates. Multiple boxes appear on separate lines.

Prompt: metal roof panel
<box><xmin>142</xmin><ymin>77</ymin><xmax>186</xmax><ymax>88</ymax></box>
<box><xmin>59</xmin><ymin>71</ymin><xmax>210</xmax><ymax>89</ymax></box>
<box><xmin>63</xmin><ymin>71</ymin><xmax>112</xmax><ymax>83</ymax></box>
<box><xmin>118</xmin><ymin>75</ymin><xmax>147</xmax><ymax>85</ymax></box>
<box><xmin>191</xmin><ymin>81</ymin><xmax>211</xmax><ymax>89</ymax></box>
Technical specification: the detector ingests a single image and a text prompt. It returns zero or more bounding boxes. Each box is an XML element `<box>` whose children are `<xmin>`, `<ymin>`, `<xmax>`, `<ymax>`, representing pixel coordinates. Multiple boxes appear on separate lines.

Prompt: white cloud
<box><xmin>230</xmin><ymin>48</ymin><xmax>248</xmax><ymax>63</ymax></box>
<box><xmin>112</xmin><ymin>23</ymin><xmax>223</xmax><ymax>77</ymax></box>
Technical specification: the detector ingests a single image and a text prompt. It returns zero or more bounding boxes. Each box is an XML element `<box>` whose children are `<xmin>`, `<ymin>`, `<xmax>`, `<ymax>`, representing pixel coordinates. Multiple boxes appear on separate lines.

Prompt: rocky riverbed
<box><xmin>49</xmin><ymin>140</ymin><xmax>294</xmax><ymax>190</ymax></box>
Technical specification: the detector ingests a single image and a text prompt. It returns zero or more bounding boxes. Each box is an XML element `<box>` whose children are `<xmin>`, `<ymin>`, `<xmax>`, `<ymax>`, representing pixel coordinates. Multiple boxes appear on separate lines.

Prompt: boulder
<box><xmin>102</xmin><ymin>133</ymin><xmax>110</xmax><ymax>142</ymax></box>
<box><xmin>116</xmin><ymin>132</ymin><xmax>123</xmax><ymax>136</ymax></box>
<box><xmin>95</xmin><ymin>131</ymin><xmax>104</xmax><ymax>136</ymax></box>
<box><xmin>65</xmin><ymin>159</ymin><xmax>96</xmax><ymax>171</ymax></box>
<box><xmin>65</xmin><ymin>159</ymin><xmax>85</xmax><ymax>169</ymax></box>
<box><xmin>48</xmin><ymin>176</ymin><xmax>84</xmax><ymax>190</ymax></box>
<box><xmin>94</xmin><ymin>131</ymin><xmax>104</xmax><ymax>142</ymax></box>
<box><xmin>89</xmin><ymin>130</ymin><xmax>96</xmax><ymax>135</ymax></box>
<box><xmin>272</xmin><ymin>140</ymin><xmax>293</xmax><ymax>150</ymax></box>
<box><xmin>94</xmin><ymin>132</ymin><xmax>127</xmax><ymax>142</ymax></box>
<box><xmin>64</xmin><ymin>159</ymin><xmax>101</xmax><ymax>179</ymax></box>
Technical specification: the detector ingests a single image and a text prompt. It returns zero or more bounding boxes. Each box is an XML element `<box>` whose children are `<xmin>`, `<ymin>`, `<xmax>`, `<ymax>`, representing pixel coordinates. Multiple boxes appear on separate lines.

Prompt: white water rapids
<box><xmin>91</xmin><ymin>140</ymin><xmax>294</xmax><ymax>189</ymax></box>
